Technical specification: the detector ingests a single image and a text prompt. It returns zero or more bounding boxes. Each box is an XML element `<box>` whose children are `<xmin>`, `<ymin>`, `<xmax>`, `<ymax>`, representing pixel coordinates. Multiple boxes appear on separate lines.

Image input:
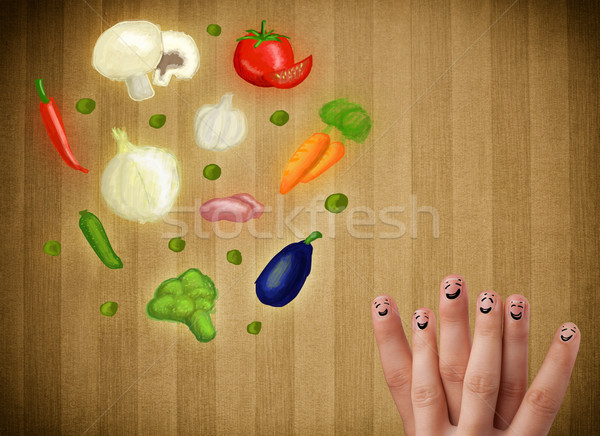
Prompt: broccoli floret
<box><xmin>318</xmin><ymin>98</ymin><xmax>372</xmax><ymax>144</ymax></box>
<box><xmin>146</xmin><ymin>268</ymin><xmax>218</xmax><ymax>342</ymax></box>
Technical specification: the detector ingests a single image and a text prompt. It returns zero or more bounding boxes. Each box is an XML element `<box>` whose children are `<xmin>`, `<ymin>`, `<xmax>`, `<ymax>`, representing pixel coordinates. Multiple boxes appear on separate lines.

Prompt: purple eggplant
<box><xmin>255</xmin><ymin>231</ymin><xmax>322</xmax><ymax>307</ymax></box>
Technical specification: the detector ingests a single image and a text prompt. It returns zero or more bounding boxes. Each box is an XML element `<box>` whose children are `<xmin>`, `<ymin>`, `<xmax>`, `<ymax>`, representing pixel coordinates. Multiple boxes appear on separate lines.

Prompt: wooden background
<box><xmin>1</xmin><ymin>0</ymin><xmax>599</xmax><ymax>434</ymax></box>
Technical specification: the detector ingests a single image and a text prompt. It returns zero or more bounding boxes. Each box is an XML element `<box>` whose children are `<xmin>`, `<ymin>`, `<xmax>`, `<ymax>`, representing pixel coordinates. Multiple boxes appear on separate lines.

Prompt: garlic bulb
<box><xmin>194</xmin><ymin>93</ymin><xmax>248</xmax><ymax>151</ymax></box>
<box><xmin>101</xmin><ymin>128</ymin><xmax>180</xmax><ymax>223</ymax></box>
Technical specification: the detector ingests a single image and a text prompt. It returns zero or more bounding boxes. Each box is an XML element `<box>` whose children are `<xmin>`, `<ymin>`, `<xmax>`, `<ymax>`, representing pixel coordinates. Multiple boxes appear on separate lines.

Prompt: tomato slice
<box><xmin>264</xmin><ymin>55</ymin><xmax>312</xmax><ymax>89</ymax></box>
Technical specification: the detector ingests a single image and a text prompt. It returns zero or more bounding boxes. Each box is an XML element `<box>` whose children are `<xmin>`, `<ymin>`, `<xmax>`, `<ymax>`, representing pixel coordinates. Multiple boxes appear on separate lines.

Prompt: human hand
<box><xmin>371</xmin><ymin>275</ymin><xmax>580</xmax><ymax>435</ymax></box>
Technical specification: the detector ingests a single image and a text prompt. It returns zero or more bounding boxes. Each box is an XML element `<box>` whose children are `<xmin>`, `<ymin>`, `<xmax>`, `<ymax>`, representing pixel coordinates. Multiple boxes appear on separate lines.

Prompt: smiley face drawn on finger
<box><xmin>374</xmin><ymin>297</ymin><xmax>391</xmax><ymax>317</ymax></box>
<box><xmin>479</xmin><ymin>292</ymin><xmax>495</xmax><ymax>314</ymax></box>
<box><xmin>560</xmin><ymin>325</ymin><xmax>577</xmax><ymax>342</ymax></box>
<box><xmin>444</xmin><ymin>277</ymin><xmax>462</xmax><ymax>300</ymax></box>
<box><xmin>414</xmin><ymin>310</ymin><xmax>429</xmax><ymax>330</ymax></box>
<box><xmin>509</xmin><ymin>300</ymin><xmax>525</xmax><ymax>320</ymax></box>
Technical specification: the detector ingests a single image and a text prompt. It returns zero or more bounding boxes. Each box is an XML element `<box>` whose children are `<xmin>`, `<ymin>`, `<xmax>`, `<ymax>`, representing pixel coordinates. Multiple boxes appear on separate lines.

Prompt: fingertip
<box><xmin>372</xmin><ymin>295</ymin><xmax>397</xmax><ymax>322</ymax></box>
<box><xmin>557</xmin><ymin>322</ymin><xmax>580</xmax><ymax>346</ymax></box>
<box><xmin>440</xmin><ymin>274</ymin><xmax>466</xmax><ymax>301</ymax></box>
<box><xmin>505</xmin><ymin>294</ymin><xmax>529</xmax><ymax>323</ymax></box>
<box><xmin>412</xmin><ymin>308</ymin><xmax>435</xmax><ymax>331</ymax></box>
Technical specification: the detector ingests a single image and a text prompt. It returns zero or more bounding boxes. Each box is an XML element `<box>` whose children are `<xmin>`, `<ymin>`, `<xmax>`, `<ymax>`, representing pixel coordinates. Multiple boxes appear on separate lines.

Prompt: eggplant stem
<box><xmin>304</xmin><ymin>231</ymin><xmax>323</xmax><ymax>245</ymax></box>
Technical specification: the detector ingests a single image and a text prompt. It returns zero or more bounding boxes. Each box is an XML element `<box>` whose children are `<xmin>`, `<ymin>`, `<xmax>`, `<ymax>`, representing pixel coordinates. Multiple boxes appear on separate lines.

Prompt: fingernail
<box><xmin>478</xmin><ymin>291</ymin><xmax>497</xmax><ymax>314</ymax></box>
<box><xmin>413</xmin><ymin>309</ymin><xmax>430</xmax><ymax>330</ymax></box>
<box><xmin>508</xmin><ymin>299</ymin><xmax>526</xmax><ymax>321</ymax></box>
<box><xmin>373</xmin><ymin>296</ymin><xmax>393</xmax><ymax>318</ymax></box>
<box><xmin>442</xmin><ymin>275</ymin><xmax>464</xmax><ymax>300</ymax></box>
<box><xmin>559</xmin><ymin>322</ymin><xmax>578</xmax><ymax>342</ymax></box>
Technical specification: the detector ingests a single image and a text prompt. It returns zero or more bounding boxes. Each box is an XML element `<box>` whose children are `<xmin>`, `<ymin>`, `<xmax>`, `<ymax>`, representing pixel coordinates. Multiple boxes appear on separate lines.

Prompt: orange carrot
<box><xmin>280</xmin><ymin>133</ymin><xmax>330</xmax><ymax>194</ymax></box>
<box><xmin>300</xmin><ymin>141</ymin><xmax>345</xmax><ymax>183</ymax></box>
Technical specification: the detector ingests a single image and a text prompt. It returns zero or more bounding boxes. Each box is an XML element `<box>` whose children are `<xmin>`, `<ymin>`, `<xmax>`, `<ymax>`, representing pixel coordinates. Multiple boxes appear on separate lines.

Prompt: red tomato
<box><xmin>233</xmin><ymin>20</ymin><xmax>311</xmax><ymax>88</ymax></box>
<box><xmin>265</xmin><ymin>55</ymin><xmax>313</xmax><ymax>89</ymax></box>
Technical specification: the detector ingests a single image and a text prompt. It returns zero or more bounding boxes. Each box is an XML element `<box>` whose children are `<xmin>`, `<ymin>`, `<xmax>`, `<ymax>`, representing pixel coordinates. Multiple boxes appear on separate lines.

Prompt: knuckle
<box><xmin>439</xmin><ymin>363</ymin><xmax>466</xmax><ymax>384</ymax></box>
<box><xmin>385</xmin><ymin>368</ymin><xmax>412</xmax><ymax>393</ymax></box>
<box><xmin>499</xmin><ymin>379</ymin><xmax>527</xmax><ymax>400</ymax></box>
<box><xmin>412</xmin><ymin>384</ymin><xmax>442</xmax><ymax>409</ymax></box>
<box><xmin>464</xmin><ymin>372</ymin><xmax>499</xmax><ymax>397</ymax></box>
<box><xmin>526</xmin><ymin>388</ymin><xmax>561</xmax><ymax>418</ymax></box>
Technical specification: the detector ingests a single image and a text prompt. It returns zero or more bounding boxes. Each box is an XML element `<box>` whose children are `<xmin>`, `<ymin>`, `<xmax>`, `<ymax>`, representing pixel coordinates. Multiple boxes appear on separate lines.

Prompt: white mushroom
<box><xmin>92</xmin><ymin>21</ymin><xmax>162</xmax><ymax>101</ymax></box>
<box><xmin>152</xmin><ymin>31</ymin><xmax>200</xmax><ymax>86</ymax></box>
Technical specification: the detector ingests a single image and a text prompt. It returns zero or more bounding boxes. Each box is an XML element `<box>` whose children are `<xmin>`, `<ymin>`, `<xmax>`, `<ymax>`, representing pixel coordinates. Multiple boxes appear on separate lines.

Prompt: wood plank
<box><xmin>527</xmin><ymin>1</ymin><xmax>571</xmax><ymax>434</ymax></box>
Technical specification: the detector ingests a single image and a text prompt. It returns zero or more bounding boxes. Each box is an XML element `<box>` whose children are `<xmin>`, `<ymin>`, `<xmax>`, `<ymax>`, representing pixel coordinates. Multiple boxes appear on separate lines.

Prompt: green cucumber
<box><xmin>79</xmin><ymin>210</ymin><xmax>123</xmax><ymax>269</ymax></box>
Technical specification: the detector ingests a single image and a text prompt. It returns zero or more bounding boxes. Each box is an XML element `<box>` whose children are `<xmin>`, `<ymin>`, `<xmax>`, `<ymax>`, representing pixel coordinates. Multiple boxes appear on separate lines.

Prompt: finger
<box><xmin>372</xmin><ymin>296</ymin><xmax>415</xmax><ymax>435</ymax></box>
<box><xmin>495</xmin><ymin>295</ymin><xmax>529</xmax><ymax>429</ymax></box>
<box><xmin>438</xmin><ymin>274</ymin><xmax>471</xmax><ymax>424</ymax></box>
<box><xmin>457</xmin><ymin>292</ymin><xmax>502</xmax><ymax>433</ymax></box>
<box><xmin>411</xmin><ymin>309</ymin><xmax>449</xmax><ymax>435</ymax></box>
<box><xmin>508</xmin><ymin>322</ymin><xmax>580</xmax><ymax>436</ymax></box>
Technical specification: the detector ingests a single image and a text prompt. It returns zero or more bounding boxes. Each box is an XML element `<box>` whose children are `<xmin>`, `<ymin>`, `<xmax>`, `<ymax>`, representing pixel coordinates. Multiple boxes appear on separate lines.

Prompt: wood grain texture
<box><xmin>0</xmin><ymin>0</ymin><xmax>598</xmax><ymax>435</ymax></box>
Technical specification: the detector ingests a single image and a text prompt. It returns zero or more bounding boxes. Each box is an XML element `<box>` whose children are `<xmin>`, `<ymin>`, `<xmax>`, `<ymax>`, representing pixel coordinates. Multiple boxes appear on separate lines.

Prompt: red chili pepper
<box><xmin>35</xmin><ymin>79</ymin><xmax>88</xmax><ymax>173</ymax></box>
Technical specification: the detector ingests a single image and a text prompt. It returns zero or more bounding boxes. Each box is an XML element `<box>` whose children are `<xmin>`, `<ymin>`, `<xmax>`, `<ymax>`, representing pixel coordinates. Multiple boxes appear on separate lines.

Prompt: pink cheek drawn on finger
<box><xmin>509</xmin><ymin>300</ymin><xmax>526</xmax><ymax>321</ymax></box>
<box><xmin>413</xmin><ymin>310</ymin><xmax>430</xmax><ymax>330</ymax></box>
<box><xmin>443</xmin><ymin>277</ymin><xmax>463</xmax><ymax>300</ymax></box>
<box><xmin>478</xmin><ymin>292</ymin><xmax>496</xmax><ymax>314</ymax></box>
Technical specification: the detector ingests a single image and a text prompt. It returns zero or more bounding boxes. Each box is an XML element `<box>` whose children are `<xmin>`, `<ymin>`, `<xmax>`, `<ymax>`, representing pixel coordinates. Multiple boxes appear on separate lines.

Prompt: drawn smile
<box><xmin>480</xmin><ymin>307</ymin><xmax>492</xmax><ymax>314</ymax></box>
<box><xmin>560</xmin><ymin>326</ymin><xmax>577</xmax><ymax>342</ymax></box>
<box><xmin>510</xmin><ymin>312</ymin><xmax>522</xmax><ymax>320</ymax></box>
<box><xmin>479</xmin><ymin>293</ymin><xmax>495</xmax><ymax>314</ymax></box>
<box><xmin>414</xmin><ymin>312</ymin><xmax>429</xmax><ymax>329</ymax></box>
<box><xmin>374</xmin><ymin>299</ymin><xmax>391</xmax><ymax>317</ymax></box>
<box><xmin>444</xmin><ymin>279</ymin><xmax>462</xmax><ymax>299</ymax></box>
<box><xmin>446</xmin><ymin>290</ymin><xmax>460</xmax><ymax>299</ymax></box>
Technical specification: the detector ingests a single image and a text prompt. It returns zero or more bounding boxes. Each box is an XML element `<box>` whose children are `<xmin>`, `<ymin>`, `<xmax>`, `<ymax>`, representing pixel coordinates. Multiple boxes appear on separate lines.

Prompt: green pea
<box><xmin>100</xmin><ymin>301</ymin><xmax>119</xmax><ymax>317</ymax></box>
<box><xmin>149</xmin><ymin>114</ymin><xmax>167</xmax><ymax>129</ymax></box>
<box><xmin>169</xmin><ymin>237</ymin><xmax>186</xmax><ymax>252</ymax></box>
<box><xmin>247</xmin><ymin>321</ymin><xmax>262</xmax><ymax>335</ymax></box>
<box><xmin>227</xmin><ymin>249</ymin><xmax>242</xmax><ymax>265</ymax></box>
<box><xmin>325</xmin><ymin>193</ymin><xmax>348</xmax><ymax>213</ymax></box>
<box><xmin>270</xmin><ymin>110</ymin><xmax>289</xmax><ymax>126</ymax></box>
<box><xmin>207</xmin><ymin>24</ymin><xmax>222</xmax><ymax>37</ymax></box>
<box><xmin>43</xmin><ymin>240</ymin><xmax>61</xmax><ymax>256</ymax></box>
<box><xmin>76</xmin><ymin>98</ymin><xmax>96</xmax><ymax>114</ymax></box>
<box><xmin>203</xmin><ymin>164</ymin><xmax>221</xmax><ymax>180</ymax></box>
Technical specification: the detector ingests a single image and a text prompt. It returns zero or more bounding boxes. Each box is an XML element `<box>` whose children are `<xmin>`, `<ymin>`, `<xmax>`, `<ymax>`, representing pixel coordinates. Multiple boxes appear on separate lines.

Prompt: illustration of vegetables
<box><xmin>227</xmin><ymin>249</ymin><xmax>242</xmax><ymax>265</ymax></box>
<box><xmin>149</xmin><ymin>114</ymin><xmax>166</xmax><ymax>129</ymax></box>
<box><xmin>146</xmin><ymin>268</ymin><xmax>218</xmax><ymax>343</ymax></box>
<box><xmin>43</xmin><ymin>240</ymin><xmax>61</xmax><ymax>256</ymax></box>
<box><xmin>279</xmin><ymin>99</ymin><xmax>372</xmax><ymax>194</ymax></box>
<box><xmin>270</xmin><ymin>110</ymin><xmax>289</xmax><ymax>126</ymax></box>
<box><xmin>255</xmin><ymin>231</ymin><xmax>322</xmax><ymax>307</ymax></box>
<box><xmin>100</xmin><ymin>301</ymin><xmax>119</xmax><ymax>317</ymax></box>
<box><xmin>194</xmin><ymin>94</ymin><xmax>248</xmax><ymax>151</ymax></box>
<box><xmin>247</xmin><ymin>321</ymin><xmax>262</xmax><ymax>335</ymax></box>
<box><xmin>101</xmin><ymin>128</ymin><xmax>180</xmax><ymax>223</ymax></box>
<box><xmin>206</xmin><ymin>24</ymin><xmax>222</xmax><ymax>37</ymax></box>
<box><xmin>35</xmin><ymin>79</ymin><xmax>88</xmax><ymax>173</ymax></box>
<box><xmin>168</xmin><ymin>237</ymin><xmax>186</xmax><ymax>252</ymax></box>
<box><xmin>78</xmin><ymin>210</ymin><xmax>123</xmax><ymax>269</ymax></box>
<box><xmin>325</xmin><ymin>193</ymin><xmax>348</xmax><ymax>213</ymax></box>
<box><xmin>202</xmin><ymin>164</ymin><xmax>221</xmax><ymax>180</ymax></box>
<box><xmin>75</xmin><ymin>98</ymin><xmax>96</xmax><ymax>115</ymax></box>
<box><xmin>152</xmin><ymin>30</ymin><xmax>200</xmax><ymax>87</ymax></box>
<box><xmin>280</xmin><ymin>133</ymin><xmax>330</xmax><ymax>194</ymax></box>
<box><xmin>93</xmin><ymin>21</ymin><xmax>199</xmax><ymax>101</ymax></box>
<box><xmin>200</xmin><ymin>193</ymin><xmax>264</xmax><ymax>223</ymax></box>
<box><xmin>234</xmin><ymin>20</ymin><xmax>312</xmax><ymax>89</ymax></box>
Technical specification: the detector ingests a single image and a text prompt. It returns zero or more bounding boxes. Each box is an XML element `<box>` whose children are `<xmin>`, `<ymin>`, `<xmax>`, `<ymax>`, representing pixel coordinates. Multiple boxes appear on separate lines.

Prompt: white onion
<box><xmin>101</xmin><ymin>128</ymin><xmax>180</xmax><ymax>223</ymax></box>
